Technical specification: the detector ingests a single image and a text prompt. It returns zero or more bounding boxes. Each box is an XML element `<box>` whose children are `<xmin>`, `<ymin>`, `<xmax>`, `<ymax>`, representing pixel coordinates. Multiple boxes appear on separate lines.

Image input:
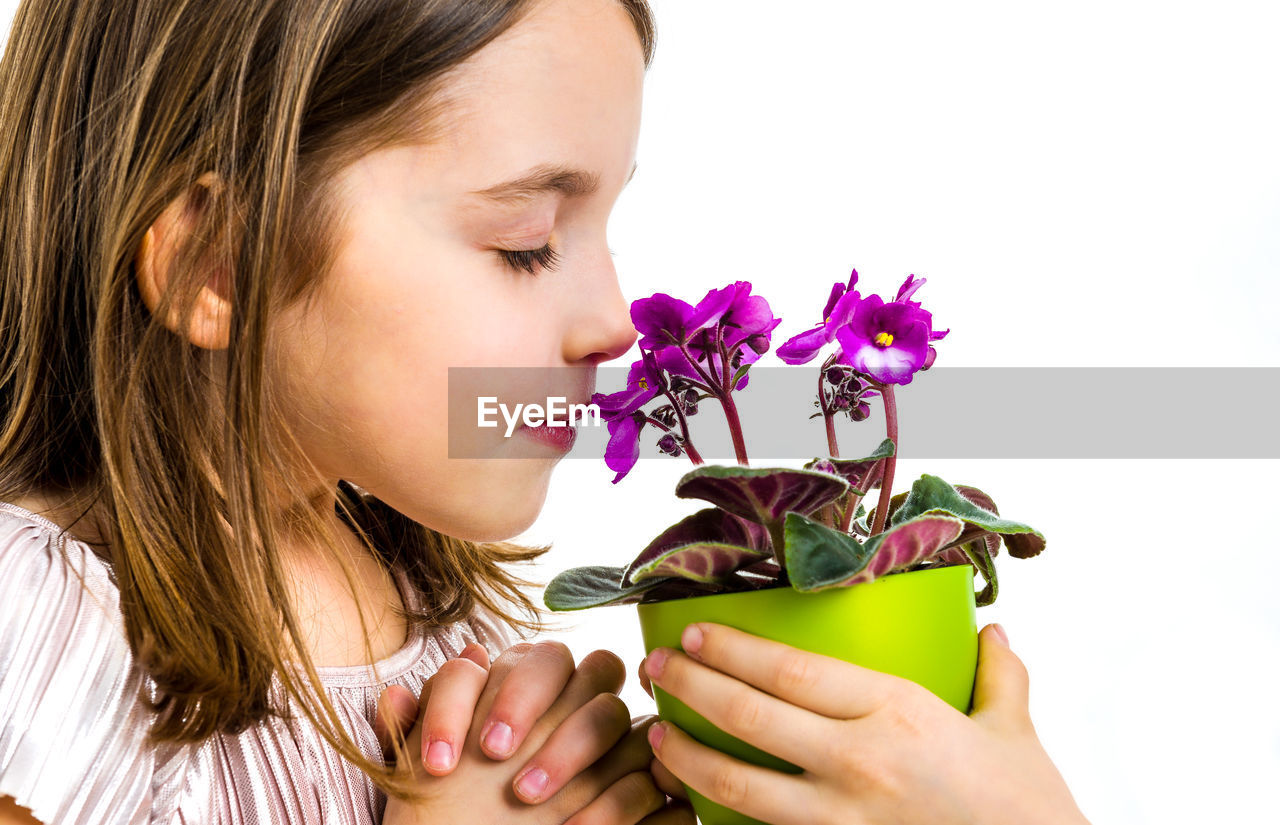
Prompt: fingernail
<box><xmin>646</xmin><ymin>647</ymin><xmax>670</xmax><ymax>680</ymax></box>
<box><xmin>484</xmin><ymin>720</ymin><xmax>514</xmax><ymax>756</ymax></box>
<box><xmin>681</xmin><ymin>623</ymin><xmax>703</xmax><ymax>657</ymax></box>
<box><xmin>648</xmin><ymin>721</ymin><xmax>666</xmax><ymax>750</ymax></box>
<box><xmin>425</xmin><ymin>739</ymin><xmax>452</xmax><ymax>771</ymax></box>
<box><xmin>991</xmin><ymin>623</ymin><xmax>1009</xmax><ymax>646</ymax></box>
<box><xmin>516</xmin><ymin>766</ymin><xmax>549</xmax><ymax>801</ymax></box>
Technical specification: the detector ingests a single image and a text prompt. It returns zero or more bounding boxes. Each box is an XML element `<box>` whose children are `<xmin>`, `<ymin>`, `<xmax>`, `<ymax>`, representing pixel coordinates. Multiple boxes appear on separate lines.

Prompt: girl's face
<box><xmin>270</xmin><ymin>0</ymin><xmax>643</xmax><ymax>542</ymax></box>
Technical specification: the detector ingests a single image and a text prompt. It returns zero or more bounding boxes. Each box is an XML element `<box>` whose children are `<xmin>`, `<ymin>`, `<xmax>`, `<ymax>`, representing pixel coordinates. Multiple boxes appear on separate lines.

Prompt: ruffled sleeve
<box><xmin>0</xmin><ymin>508</ymin><xmax>158</xmax><ymax>825</ymax></box>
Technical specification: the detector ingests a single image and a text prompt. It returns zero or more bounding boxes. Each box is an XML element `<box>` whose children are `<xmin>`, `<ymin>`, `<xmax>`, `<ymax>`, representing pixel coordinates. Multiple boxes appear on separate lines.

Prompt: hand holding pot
<box><xmin>639</xmin><ymin>622</ymin><xmax>1091</xmax><ymax>825</ymax></box>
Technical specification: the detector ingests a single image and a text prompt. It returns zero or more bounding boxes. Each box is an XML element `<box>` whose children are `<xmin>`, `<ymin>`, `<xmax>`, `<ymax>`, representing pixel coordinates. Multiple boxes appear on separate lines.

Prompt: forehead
<box><xmin>405</xmin><ymin>0</ymin><xmax>645</xmax><ymax>195</ymax></box>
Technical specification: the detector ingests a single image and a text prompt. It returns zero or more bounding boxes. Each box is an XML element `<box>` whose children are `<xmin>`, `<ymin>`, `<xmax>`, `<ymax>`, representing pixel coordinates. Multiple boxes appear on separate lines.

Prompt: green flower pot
<box><xmin>635</xmin><ymin>564</ymin><xmax>978</xmax><ymax>825</ymax></box>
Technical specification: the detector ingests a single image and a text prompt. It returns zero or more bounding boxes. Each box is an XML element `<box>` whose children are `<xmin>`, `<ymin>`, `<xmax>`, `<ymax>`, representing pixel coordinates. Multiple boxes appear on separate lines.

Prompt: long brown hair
<box><xmin>0</xmin><ymin>0</ymin><xmax>655</xmax><ymax>801</ymax></box>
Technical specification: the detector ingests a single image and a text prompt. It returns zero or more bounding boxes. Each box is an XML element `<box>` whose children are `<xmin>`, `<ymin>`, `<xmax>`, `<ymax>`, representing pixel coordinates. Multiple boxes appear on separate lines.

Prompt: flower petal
<box><xmin>605</xmin><ymin>414</ymin><xmax>644</xmax><ymax>483</ymax></box>
<box><xmin>775</xmin><ymin>324</ymin><xmax>828</xmax><ymax>364</ymax></box>
<box><xmin>631</xmin><ymin>293</ymin><xmax>695</xmax><ymax>350</ymax></box>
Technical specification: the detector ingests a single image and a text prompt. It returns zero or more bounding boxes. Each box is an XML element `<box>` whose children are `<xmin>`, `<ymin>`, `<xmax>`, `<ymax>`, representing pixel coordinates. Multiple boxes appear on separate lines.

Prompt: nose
<box><xmin>562</xmin><ymin>253</ymin><xmax>639</xmax><ymax>367</ymax></box>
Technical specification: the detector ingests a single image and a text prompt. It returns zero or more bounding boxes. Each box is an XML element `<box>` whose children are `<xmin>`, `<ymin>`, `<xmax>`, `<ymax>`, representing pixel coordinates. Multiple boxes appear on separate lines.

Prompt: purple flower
<box><xmin>689</xmin><ymin>281</ymin><xmax>779</xmax><ymax>350</ymax></box>
<box><xmin>604</xmin><ymin>412</ymin><xmax>646</xmax><ymax>484</ymax></box>
<box><xmin>640</xmin><ymin>282</ymin><xmax>780</xmax><ymax>391</ymax></box>
<box><xmin>834</xmin><ymin>295</ymin><xmax>936</xmax><ymax>385</ymax></box>
<box><xmin>776</xmin><ymin>269</ymin><xmax>862</xmax><ymax>365</ymax></box>
<box><xmin>590</xmin><ymin>351</ymin><xmax>668</xmax><ymax>483</ymax></box>
<box><xmin>892</xmin><ymin>274</ymin><xmax>950</xmax><ymax>372</ymax></box>
<box><xmin>592</xmin><ymin>350</ymin><xmax>662</xmax><ymax>418</ymax></box>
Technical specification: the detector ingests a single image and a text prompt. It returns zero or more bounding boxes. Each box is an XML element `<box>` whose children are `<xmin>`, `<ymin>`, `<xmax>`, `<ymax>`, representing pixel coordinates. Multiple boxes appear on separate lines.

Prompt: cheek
<box><xmin>284</xmin><ymin>249</ymin><xmax>558</xmax><ymax>540</ymax></box>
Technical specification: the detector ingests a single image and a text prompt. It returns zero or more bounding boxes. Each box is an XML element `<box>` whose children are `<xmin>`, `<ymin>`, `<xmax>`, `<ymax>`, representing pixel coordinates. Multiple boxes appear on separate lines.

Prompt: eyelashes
<box><xmin>498</xmin><ymin>242</ymin><xmax>562</xmax><ymax>275</ymax></box>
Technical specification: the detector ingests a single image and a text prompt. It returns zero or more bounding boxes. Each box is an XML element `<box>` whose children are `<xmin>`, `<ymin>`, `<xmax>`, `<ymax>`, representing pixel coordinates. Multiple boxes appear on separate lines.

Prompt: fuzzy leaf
<box><xmin>628</xmin><ymin>541</ymin><xmax>773</xmax><ymax>585</ymax></box>
<box><xmin>675</xmin><ymin>465</ymin><xmax>850</xmax><ymax>526</ymax></box>
<box><xmin>784</xmin><ymin>510</ymin><xmax>965</xmax><ymax>592</ymax></box>
<box><xmin>804</xmin><ymin>439</ymin><xmax>896</xmax><ymax>494</ymax></box>
<box><xmin>953</xmin><ymin>484</ymin><xmax>999</xmax><ymax>515</ymax></box>
<box><xmin>935</xmin><ymin>531</ymin><xmax>1000</xmax><ymax>566</ymax></box>
<box><xmin>544</xmin><ymin>565</ymin><xmax>674</xmax><ymax>611</ymax></box>
<box><xmin>889</xmin><ymin>474</ymin><xmax>1045</xmax><ymax>551</ymax></box>
<box><xmin>637</xmin><ymin>577</ymin><xmax>742</xmax><ymax>603</ymax></box>
<box><xmin>623</xmin><ymin>507</ymin><xmax>769</xmax><ymax>587</ymax></box>
<box><xmin>1003</xmin><ymin>531</ymin><xmax>1046</xmax><ymax>559</ymax></box>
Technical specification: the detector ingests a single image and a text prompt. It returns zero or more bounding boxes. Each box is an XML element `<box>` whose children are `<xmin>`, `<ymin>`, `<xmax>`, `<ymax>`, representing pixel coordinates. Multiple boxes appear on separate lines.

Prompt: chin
<box><xmin>420</xmin><ymin>474</ymin><xmax>552</xmax><ymax>544</ymax></box>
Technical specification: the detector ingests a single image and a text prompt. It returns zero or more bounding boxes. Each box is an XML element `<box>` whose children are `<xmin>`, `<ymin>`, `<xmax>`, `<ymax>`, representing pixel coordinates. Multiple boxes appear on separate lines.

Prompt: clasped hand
<box><xmin>376</xmin><ymin>639</ymin><xmax>694</xmax><ymax>825</ymax></box>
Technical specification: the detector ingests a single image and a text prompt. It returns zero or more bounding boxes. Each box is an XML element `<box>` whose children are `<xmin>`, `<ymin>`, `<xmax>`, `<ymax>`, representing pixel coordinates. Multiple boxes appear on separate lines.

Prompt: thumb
<box><xmin>970</xmin><ymin>623</ymin><xmax>1032</xmax><ymax>735</ymax></box>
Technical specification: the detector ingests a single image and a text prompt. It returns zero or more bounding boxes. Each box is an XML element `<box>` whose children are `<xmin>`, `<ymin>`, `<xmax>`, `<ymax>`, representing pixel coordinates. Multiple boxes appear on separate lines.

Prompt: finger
<box><xmin>510</xmin><ymin>692</ymin><xmax>633</xmax><ymax>803</ymax></box>
<box><xmin>662</xmin><ymin>622</ymin><xmax>898</xmax><ymax>718</ymax></box>
<box><xmin>480</xmin><ymin>646</ymin><xmax>626</xmax><ymax>762</ymax></box>
<box><xmin>648</xmin><ymin>754</ymin><xmax>688</xmax><ymax>800</ymax></box>
<box><xmin>647</xmin><ymin>720</ymin><xmax>813</xmax><ymax>825</ymax></box>
<box><xmin>560</xmin><ymin>770</ymin><xmax>665</xmax><ymax>825</ymax></box>
<box><xmin>475</xmin><ymin>640</ymin><xmax>576</xmax><ymax>760</ymax></box>
<box><xmin>374</xmin><ymin>685</ymin><xmax>420</xmax><ymax>759</ymax></box>
<box><xmin>458</xmin><ymin>639</ymin><xmax>491</xmax><ymax>669</ymax></box>
<box><xmin>565</xmin><ymin>715</ymin><xmax>667</xmax><ymax>807</ymax></box>
<box><xmin>638</xmin><ymin>657</ymin><xmax>653</xmax><ymax>699</ymax></box>
<box><xmin>643</xmin><ymin>644</ymin><xmax>832</xmax><ymax>774</ymax></box>
<box><xmin>970</xmin><ymin>623</ymin><xmax>1032</xmax><ymax>735</ymax></box>
<box><xmin>417</xmin><ymin>648</ymin><xmax>491</xmax><ymax>775</ymax></box>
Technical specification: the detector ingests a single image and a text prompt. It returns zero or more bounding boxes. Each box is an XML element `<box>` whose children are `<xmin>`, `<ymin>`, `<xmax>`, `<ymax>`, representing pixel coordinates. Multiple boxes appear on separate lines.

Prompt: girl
<box><xmin>0</xmin><ymin>0</ymin><xmax>1088</xmax><ymax>824</ymax></box>
<box><xmin>0</xmin><ymin>0</ymin><xmax>682</xmax><ymax>823</ymax></box>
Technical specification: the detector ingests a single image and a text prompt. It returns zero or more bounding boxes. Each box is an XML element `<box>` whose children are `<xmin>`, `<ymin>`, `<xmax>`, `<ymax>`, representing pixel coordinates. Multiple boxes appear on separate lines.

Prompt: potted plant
<box><xmin>543</xmin><ymin>269</ymin><xmax>1046</xmax><ymax>825</ymax></box>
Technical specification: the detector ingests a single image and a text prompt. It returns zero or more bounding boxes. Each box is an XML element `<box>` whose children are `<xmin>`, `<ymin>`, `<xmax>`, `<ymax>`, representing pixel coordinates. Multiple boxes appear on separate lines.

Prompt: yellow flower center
<box><xmin>874</xmin><ymin>331</ymin><xmax>894</xmax><ymax>347</ymax></box>
<box><xmin>638</xmin><ymin>377</ymin><xmax>648</xmax><ymax>390</ymax></box>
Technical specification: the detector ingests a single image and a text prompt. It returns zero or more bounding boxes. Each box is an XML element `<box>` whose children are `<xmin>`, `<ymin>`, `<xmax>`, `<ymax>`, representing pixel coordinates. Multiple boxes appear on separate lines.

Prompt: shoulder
<box><xmin>0</xmin><ymin>505</ymin><xmax>160</xmax><ymax>825</ymax></box>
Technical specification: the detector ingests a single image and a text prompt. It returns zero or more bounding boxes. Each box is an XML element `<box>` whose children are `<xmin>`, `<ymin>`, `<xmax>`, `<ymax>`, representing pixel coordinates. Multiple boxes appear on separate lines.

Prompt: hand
<box><xmin>639</xmin><ymin>622</ymin><xmax>1092</xmax><ymax>825</ymax></box>
<box><xmin>380</xmin><ymin>640</ymin><xmax>695</xmax><ymax>825</ymax></box>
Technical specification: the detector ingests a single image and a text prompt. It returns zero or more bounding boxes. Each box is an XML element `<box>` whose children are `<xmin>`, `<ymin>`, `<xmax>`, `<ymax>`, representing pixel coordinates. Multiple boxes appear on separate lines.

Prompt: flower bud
<box><xmin>921</xmin><ymin>345</ymin><xmax>937</xmax><ymax>371</ymax></box>
<box><xmin>824</xmin><ymin>365</ymin><xmax>848</xmax><ymax>385</ymax></box>
<box><xmin>747</xmin><ymin>334</ymin><xmax>771</xmax><ymax>355</ymax></box>
<box><xmin>832</xmin><ymin>395</ymin><xmax>851</xmax><ymax>411</ymax></box>
<box><xmin>850</xmin><ymin>401</ymin><xmax>871</xmax><ymax>422</ymax></box>
<box><xmin>657</xmin><ymin>433</ymin><xmax>682</xmax><ymax>456</ymax></box>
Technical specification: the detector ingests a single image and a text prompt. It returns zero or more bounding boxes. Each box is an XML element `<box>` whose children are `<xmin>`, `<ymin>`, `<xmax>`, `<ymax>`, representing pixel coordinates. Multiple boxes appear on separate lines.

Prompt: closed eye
<box><xmin>498</xmin><ymin>242</ymin><xmax>561</xmax><ymax>275</ymax></box>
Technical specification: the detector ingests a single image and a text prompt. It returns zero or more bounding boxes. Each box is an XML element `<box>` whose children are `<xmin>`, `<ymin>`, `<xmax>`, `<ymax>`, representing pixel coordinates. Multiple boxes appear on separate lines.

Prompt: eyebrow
<box><xmin>469</xmin><ymin>161</ymin><xmax>638</xmax><ymax>204</ymax></box>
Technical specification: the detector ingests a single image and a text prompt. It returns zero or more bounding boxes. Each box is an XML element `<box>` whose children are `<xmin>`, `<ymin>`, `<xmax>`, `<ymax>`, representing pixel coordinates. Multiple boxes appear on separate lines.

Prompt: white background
<box><xmin>4</xmin><ymin>1</ymin><xmax>1277</xmax><ymax>823</ymax></box>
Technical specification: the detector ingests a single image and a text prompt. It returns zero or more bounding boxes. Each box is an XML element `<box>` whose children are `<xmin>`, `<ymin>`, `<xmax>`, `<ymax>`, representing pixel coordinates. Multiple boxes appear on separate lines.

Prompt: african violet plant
<box><xmin>543</xmin><ymin>269</ymin><xmax>1046</xmax><ymax>612</ymax></box>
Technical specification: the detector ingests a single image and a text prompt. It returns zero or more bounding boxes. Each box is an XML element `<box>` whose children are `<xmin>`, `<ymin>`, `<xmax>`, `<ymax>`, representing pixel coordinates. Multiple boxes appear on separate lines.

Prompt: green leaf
<box><xmin>675</xmin><ymin>464</ymin><xmax>849</xmax><ymax>526</ymax></box>
<box><xmin>889</xmin><ymin>474</ymin><xmax>1045</xmax><ymax>552</ymax></box>
<box><xmin>628</xmin><ymin>541</ymin><xmax>773</xmax><ymax>585</ymax></box>
<box><xmin>784</xmin><ymin>510</ymin><xmax>965</xmax><ymax>592</ymax></box>
<box><xmin>623</xmin><ymin>507</ymin><xmax>770</xmax><ymax>586</ymax></box>
<box><xmin>804</xmin><ymin>438</ymin><xmax>896</xmax><ymax>495</ymax></box>
<box><xmin>543</xmin><ymin>565</ymin><xmax>673</xmax><ymax>611</ymax></box>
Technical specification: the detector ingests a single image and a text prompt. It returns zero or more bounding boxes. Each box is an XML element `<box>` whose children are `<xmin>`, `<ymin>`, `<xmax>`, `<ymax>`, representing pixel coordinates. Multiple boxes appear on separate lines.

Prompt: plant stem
<box><xmin>655</xmin><ymin>380</ymin><xmax>703</xmax><ymax>465</ymax></box>
<box><xmin>869</xmin><ymin>384</ymin><xmax>898</xmax><ymax>536</ymax></box>
<box><xmin>840</xmin><ymin>490</ymin><xmax>862</xmax><ymax>532</ymax></box>
<box><xmin>676</xmin><ymin>343</ymin><xmax>719</xmax><ymax>399</ymax></box>
<box><xmin>719</xmin><ymin>391</ymin><xmax>750</xmax><ymax>465</ymax></box>
<box><xmin>819</xmin><ymin>354</ymin><xmax>841</xmax><ymax>458</ymax></box>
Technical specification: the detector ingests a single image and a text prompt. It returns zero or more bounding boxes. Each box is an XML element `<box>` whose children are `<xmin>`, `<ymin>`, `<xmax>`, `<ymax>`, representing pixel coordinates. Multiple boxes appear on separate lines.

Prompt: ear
<box><xmin>134</xmin><ymin>171</ymin><xmax>233</xmax><ymax>350</ymax></box>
